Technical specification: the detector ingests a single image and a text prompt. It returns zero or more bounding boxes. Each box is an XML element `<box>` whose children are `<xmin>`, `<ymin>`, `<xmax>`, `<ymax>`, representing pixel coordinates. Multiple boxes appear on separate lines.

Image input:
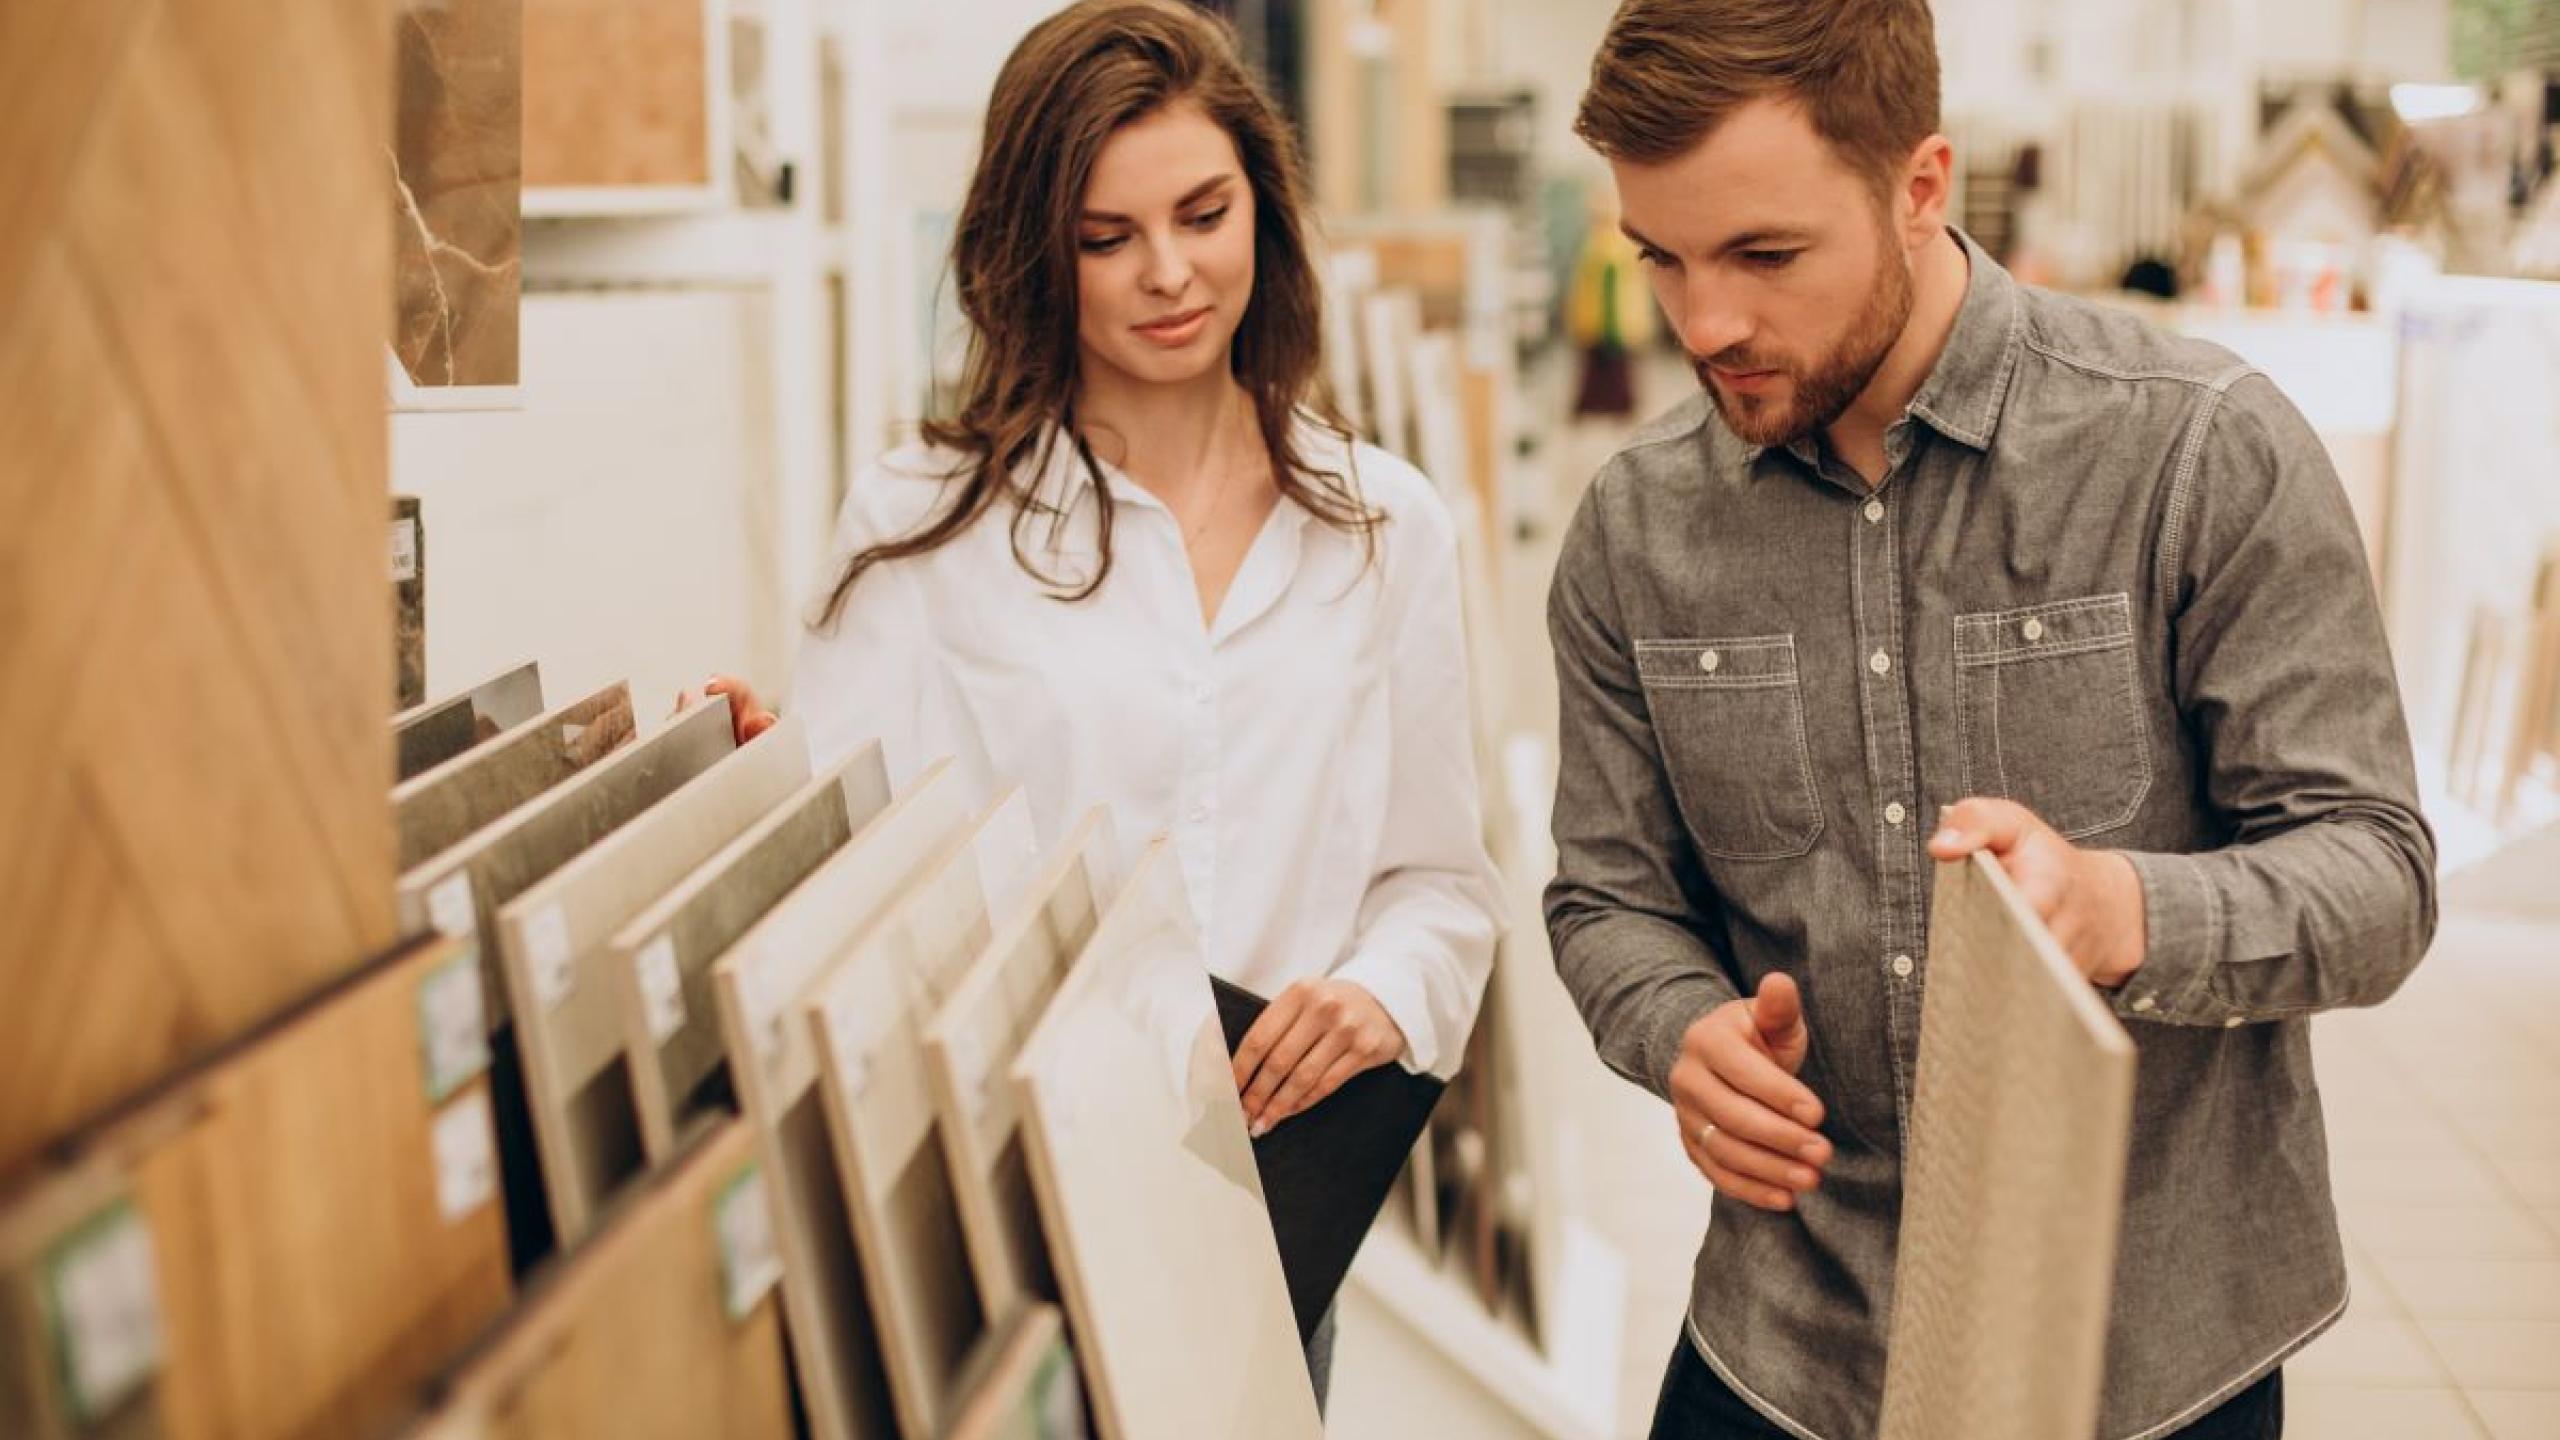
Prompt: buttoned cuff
<box><xmin>2114</xmin><ymin>849</ymin><xmax>2231</xmax><ymax>1026</ymax></box>
<box><xmin>1332</xmin><ymin>952</ymin><xmax>1447</xmax><ymax>1079</ymax></box>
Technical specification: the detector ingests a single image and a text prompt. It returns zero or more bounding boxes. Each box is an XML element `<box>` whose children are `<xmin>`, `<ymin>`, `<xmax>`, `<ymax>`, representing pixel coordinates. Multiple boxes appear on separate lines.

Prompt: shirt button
<box><xmin>1886</xmin><ymin>802</ymin><xmax>1907</xmax><ymax>826</ymax></box>
<box><xmin>1698</xmin><ymin>649</ymin><xmax>1721</xmax><ymax>674</ymax></box>
<box><xmin>1863</xmin><ymin>499</ymin><xmax>1884</xmax><ymax>524</ymax></box>
<box><xmin>2131</xmin><ymin>993</ymin><xmax>2157</xmax><ymax>1013</ymax></box>
<box><xmin>1890</xmin><ymin>954</ymin><xmax>1914</xmax><ymax>979</ymax></box>
<box><xmin>2022</xmin><ymin>617</ymin><xmax>2045</xmax><ymax>641</ymax></box>
<box><xmin>1869</xmin><ymin>650</ymin><xmax>1891</xmax><ymax>676</ymax></box>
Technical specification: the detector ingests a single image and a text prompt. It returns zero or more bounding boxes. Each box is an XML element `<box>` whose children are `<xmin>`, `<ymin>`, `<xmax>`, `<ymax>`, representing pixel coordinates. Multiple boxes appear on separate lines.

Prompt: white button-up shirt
<box><xmin>791</xmin><ymin>419</ymin><xmax>1503</xmax><ymax>1076</ymax></box>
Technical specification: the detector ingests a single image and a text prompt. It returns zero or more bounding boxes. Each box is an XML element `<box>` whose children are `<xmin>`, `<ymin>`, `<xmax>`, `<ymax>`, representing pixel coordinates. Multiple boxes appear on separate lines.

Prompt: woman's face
<box><xmin>1074</xmin><ymin>98</ymin><xmax>1258</xmax><ymax>392</ymax></box>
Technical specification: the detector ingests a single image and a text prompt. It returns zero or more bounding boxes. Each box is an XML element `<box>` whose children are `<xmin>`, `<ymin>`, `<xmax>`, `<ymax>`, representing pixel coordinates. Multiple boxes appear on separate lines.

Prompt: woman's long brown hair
<box><xmin>812</xmin><ymin>0</ymin><xmax>1378</xmax><ymax>630</ymax></box>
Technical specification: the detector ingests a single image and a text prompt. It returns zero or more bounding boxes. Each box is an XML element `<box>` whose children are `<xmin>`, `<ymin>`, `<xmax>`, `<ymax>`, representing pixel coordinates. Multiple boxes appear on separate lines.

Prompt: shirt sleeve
<box><xmin>1330</xmin><ymin>493</ymin><xmax>1506</xmax><ymax>1080</ymax></box>
<box><xmin>2110</xmin><ymin>372</ymin><xmax>2438</xmax><ymax>1027</ymax></box>
<box><xmin>1542</xmin><ymin>476</ymin><xmax>1741</xmax><ymax>1102</ymax></box>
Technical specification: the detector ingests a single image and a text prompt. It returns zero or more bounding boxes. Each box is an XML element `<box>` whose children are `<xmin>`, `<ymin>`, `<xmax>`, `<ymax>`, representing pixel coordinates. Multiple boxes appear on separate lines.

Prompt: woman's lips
<box><xmin>1134</xmin><ymin>307</ymin><xmax>1211</xmax><ymax>347</ymax></box>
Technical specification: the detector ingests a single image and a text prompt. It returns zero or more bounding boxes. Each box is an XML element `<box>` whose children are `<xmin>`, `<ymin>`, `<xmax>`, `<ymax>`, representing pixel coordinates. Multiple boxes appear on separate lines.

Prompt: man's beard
<box><xmin>1694</xmin><ymin>238</ymin><xmax>1915</xmax><ymax>450</ymax></box>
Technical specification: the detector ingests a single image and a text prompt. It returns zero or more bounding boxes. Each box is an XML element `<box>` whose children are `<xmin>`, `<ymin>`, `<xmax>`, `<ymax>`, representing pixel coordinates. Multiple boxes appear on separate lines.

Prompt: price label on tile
<box><xmin>431</xmin><ymin>1090</ymin><xmax>498</xmax><ymax>1223</ymax></box>
<box><xmin>823</xmin><ymin>992</ymin><xmax>881</xmax><ymax>1097</ymax></box>
<box><xmin>526</xmin><ymin>905</ymin><xmax>575</xmax><ymax>1011</ymax></box>
<box><xmin>416</xmin><ymin>950</ymin><xmax>491</xmax><ymax>1103</ymax></box>
<box><xmin>428</xmin><ymin>872</ymin><xmax>477</xmax><ymax>939</ymax></box>
<box><xmin>41</xmin><ymin>1202</ymin><xmax>164</xmax><ymax>1426</ymax></box>
<box><xmin>390</xmin><ymin>517</ymin><xmax>419</xmax><ymax>583</ymax></box>
<box><xmin>638</xmin><ymin>936</ymin><xmax>687</xmax><ymax>1043</ymax></box>
<box><xmin>713</xmin><ymin>1163</ymin><xmax>782</xmax><ymax>1322</ymax></box>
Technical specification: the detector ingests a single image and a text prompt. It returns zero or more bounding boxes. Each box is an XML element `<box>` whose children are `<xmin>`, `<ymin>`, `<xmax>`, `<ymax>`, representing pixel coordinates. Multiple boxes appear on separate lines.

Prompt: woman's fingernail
<box><xmin>1250</xmin><ymin>1119</ymin><xmax>1270</xmax><ymax>1138</ymax></box>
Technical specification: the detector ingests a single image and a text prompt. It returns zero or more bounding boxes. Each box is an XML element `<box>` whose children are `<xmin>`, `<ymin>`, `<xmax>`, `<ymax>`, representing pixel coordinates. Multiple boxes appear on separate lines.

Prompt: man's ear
<box><xmin>1898</xmin><ymin>134</ymin><xmax>1955</xmax><ymax>247</ymax></box>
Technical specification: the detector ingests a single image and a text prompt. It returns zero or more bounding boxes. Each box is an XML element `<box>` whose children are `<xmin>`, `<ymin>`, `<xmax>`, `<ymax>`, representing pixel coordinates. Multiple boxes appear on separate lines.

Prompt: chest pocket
<box><xmin>1953</xmin><ymin>594</ymin><xmax>2151</xmax><ymax>839</ymax></box>
<box><xmin>1635</xmin><ymin>636</ymin><xmax>1824</xmax><ymax>861</ymax></box>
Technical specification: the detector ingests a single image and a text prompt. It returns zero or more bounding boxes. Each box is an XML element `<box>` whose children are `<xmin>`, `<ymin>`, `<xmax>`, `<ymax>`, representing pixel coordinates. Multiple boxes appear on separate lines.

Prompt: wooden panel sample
<box><xmin>394</xmin><ymin>683</ymin><xmax>635</xmax><ymax>876</ymax></box>
<box><xmin>522</xmin><ymin>0</ymin><xmax>713</xmax><ymax>189</ymax></box>
<box><xmin>1012</xmin><ymin>842</ymin><xmax>1320</xmax><ymax>1440</ymax></box>
<box><xmin>944</xmin><ymin>1304</ymin><xmax>1090</xmax><ymax>1440</ymax></box>
<box><xmin>805</xmin><ymin>791</ymin><xmax>1034</xmax><ymax>1437</ymax></box>
<box><xmin>607</xmin><ymin>742</ymin><xmax>894</xmax><ymax>1163</ymax></box>
<box><xmin>391</xmin><ymin>0</ymin><xmax>522</xmax><ymax>388</ymax></box>
<box><xmin>927</xmin><ymin>809</ymin><xmax>1117</xmax><ymax>1319</ymax></box>
<box><xmin>391</xmin><ymin>1118</ymin><xmax>793</xmax><ymax>1440</ymax></box>
<box><xmin>712</xmin><ymin>761</ymin><xmax>971</xmax><ymax>1440</ymax></box>
<box><xmin>0</xmin><ymin>0</ymin><xmax>396</xmax><ymax>1183</ymax></box>
<box><xmin>394</xmin><ymin>663</ymin><xmax>545</xmax><ymax>784</ymax></box>
<box><xmin>494</xmin><ymin>717</ymin><xmax>811</xmax><ymax>1244</ymax></box>
<box><xmin>1876</xmin><ymin>854</ymin><xmax>2138</xmax><ymax>1440</ymax></box>
<box><xmin>0</xmin><ymin>937</ymin><xmax>511</xmax><ymax>1440</ymax></box>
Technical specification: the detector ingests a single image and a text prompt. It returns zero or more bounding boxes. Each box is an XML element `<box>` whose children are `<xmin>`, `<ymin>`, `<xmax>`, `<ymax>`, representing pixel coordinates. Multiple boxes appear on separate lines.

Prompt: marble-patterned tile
<box><xmin>392</xmin><ymin>0</ymin><xmax>521</xmax><ymax>386</ymax></box>
<box><xmin>392</xmin><ymin>495</ymin><xmax>425</xmax><ymax>707</ymax></box>
<box><xmin>2472</xmin><ymin>1389</ymin><xmax>2560</xmax><ymax>1440</ymax></box>
<box><xmin>2417</xmin><ymin>1320</ymin><xmax>2560</xmax><ymax>1391</ymax></box>
<box><xmin>2284</xmin><ymin>1385</ymin><xmax>2486</xmax><ymax>1439</ymax></box>
<box><xmin>392</xmin><ymin>662</ymin><xmax>544</xmax><ymax>783</ymax></box>
<box><xmin>393</xmin><ymin>682</ymin><xmax>635</xmax><ymax>875</ymax></box>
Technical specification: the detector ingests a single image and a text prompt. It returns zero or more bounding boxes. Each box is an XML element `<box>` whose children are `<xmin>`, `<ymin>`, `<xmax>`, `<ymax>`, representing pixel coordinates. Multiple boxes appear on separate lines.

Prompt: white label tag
<box><xmin>714</xmin><ymin>1164</ymin><xmax>783</xmax><ymax>1321</ymax></box>
<box><xmin>390</xmin><ymin>517</ymin><xmax>419</xmax><ymax>582</ymax></box>
<box><xmin>527</xmin><ymin>905</ymin><xmax>575</xmax><ymax>1011</ymax></box>
<box><xmin>638</xmin><ymin>936</ymin><xmax>687</xmax><ymax>1044</ymax></box>
<box><xmin>432</xmin><ymin>1090</ymin><xmax>498</xmax><ymax>1223</ymax></box>
<box><xmin>823</xmin><ymin>992</ymin><xmax>880</xmax><ymax>1098</ymax></box>
<box><xmin>44</xmin><ymin>1203</ymin><xmax>164</xmax><ymax>1425</ymax></box>
<box><xmin>428</xmin><ymin>872</ymin><xmax>477</xmax><ymax>939</ymax></box>
<box><xmin>417</xmin><ymin>950</ymin><xmax>491</xmax><ymax>1102</ymax></box>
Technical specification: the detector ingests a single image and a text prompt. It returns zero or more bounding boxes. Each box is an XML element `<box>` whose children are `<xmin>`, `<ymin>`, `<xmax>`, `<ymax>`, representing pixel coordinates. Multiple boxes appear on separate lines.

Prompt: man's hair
<box><xmin>1574</xmin><ymin>0</ymin><xmax>1941</xmax><ymax>197</ymax></box>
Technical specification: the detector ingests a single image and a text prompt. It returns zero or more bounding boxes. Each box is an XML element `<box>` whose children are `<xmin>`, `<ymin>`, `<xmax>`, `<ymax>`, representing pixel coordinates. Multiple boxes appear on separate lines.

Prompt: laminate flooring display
<box><xmin>1011</xmin><ymin>841</ymin><xmax>1320</xmax><ymax>1440</ymax></box>
<box><xmin>493</xmin><ymin>717</ymin><xmax>812</xmax><ymax>1244</ymax></box>
<box><xmin>1875</xmin><ymin>853</ymin><xmax>2138</xmax><ymax>1440</ymax></box>
<box><xmin>0</xmin><ymin>936</ymin><xmax>510</xmax><ymax>1440</ymax></box>
<box><xmin>804</xmin><ymin>790</ymin><xmax>1036</xmax><ymax>1437</ymax></box>
<box><xmin>606</xmin><ymin>741</ymin><xmax>894</xmax><ymax>1163</ymax></box>
<box><xmin>924</xmin><ymin>809</ymin><xmax>1117</xmax><ymax>1319</ymax></box>
<box><xmin>712</xmin><ymin>759</ymin><xmax>971</xmax><ymax>1440</ymax></box>
<box><xmin>943</xmin><ymin>1303</ymin><xmax>1089</xmax><ymax>1440</ymax></box>
<box><xmin>393</xmin><ymin>664</ymin><xmax>544</xmax><ymax>783</ymax></box>
<box><xmin>393</xmin><ymin>682</ymin><xmax>635</xmax><ymax>878</ymax></box>
<box><xmin>392</xmin><ymin>1118</ymin><xmax>794</xmax><ymax>1440</ymax></box>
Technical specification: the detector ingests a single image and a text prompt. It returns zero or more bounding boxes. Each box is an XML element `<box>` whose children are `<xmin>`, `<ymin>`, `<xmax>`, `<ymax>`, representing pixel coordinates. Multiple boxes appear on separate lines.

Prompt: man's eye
<box><xmin>1743</xmin><ymin>249</ymin><xmax>1799</xmax><ymax>269</ymax></box>
<box><xmin>1636</xmin><ymin>247</ymin><xmax>1675</xmax><ymax>268</ymax></box>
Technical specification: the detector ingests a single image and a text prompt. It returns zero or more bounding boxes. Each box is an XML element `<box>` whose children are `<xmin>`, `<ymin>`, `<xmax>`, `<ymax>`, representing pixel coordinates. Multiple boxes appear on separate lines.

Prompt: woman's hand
<box><xmin>674</xmin><ymin>674</ymin><xmax>780</xmax><ymax>747</ymax></box>
<box><xmin>1231</xmin><ymin>978</ymin><xmax>1407</xmax><ymax>1137</ymax></box>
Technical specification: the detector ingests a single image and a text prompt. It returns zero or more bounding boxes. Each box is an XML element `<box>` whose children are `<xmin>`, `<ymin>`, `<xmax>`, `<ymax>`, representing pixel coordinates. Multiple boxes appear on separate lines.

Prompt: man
<box><xmin>1543</xmin><ymin>3</ymin><xmax>2437</xmax><ymax>1438</ymax></box>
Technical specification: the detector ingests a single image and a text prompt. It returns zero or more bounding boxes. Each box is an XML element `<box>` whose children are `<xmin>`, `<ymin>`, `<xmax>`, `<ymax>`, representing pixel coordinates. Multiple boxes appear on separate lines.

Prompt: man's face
<box><xmin>1610</xmin><ymin>97</ymin><xmax>1918</xmax><ymax>448</ymax></box>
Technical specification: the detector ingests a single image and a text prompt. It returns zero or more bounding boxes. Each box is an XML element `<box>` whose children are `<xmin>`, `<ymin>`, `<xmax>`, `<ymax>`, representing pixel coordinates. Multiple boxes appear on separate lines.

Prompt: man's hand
<box><xmin>1231</xmin><ymin>979</ymin><xmax>1407</xmax><ymax>1137</ymax></box>
<box><xmin>1672</xmin><ymin>974</ymin><xmax>1831</xmax><ymax>1212</ymax></box>
<box><xmin>1928</xmin><ymin>798</ymin><xmax>2146</xmax><ymax>988</ymax></box>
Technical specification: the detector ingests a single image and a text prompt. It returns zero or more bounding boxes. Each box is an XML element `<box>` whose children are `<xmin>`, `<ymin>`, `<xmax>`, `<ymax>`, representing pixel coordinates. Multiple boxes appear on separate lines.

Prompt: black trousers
<box><xmin>1647</xmin><ymin>1336</ymin><xmax>2285</xmax><ymax>1440</ymax></box>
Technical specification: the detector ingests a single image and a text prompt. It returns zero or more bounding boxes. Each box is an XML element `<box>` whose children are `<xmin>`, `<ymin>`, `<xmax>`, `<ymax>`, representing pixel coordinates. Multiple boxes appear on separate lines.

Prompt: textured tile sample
<box><xmin>391</xmin><ymin>0</ymin><xmax>521</xmax><ymax>386</ymax></box>
<box><xmin>0</xmin><ymin>937</ymin><xmax>510</xmax><ymax>1440</ymax></box>
<box><xmin>1012</xmin><ymin>841</ymin><xmax>1321</xmax><ymax>1440</ymax></box>
<box><xmin>389</xmin><ymin>1118</ymin><xmax>793</xmax><ymax>1440</ymax></box>
<box><xmin>713</xmin><ymin>761</ymin><xmax>971</xmax><ymax>1440</ymax></box>
<box><xmin>522</xmin><ymin>0</ymin><xmax>710</xmax><ymax>189</ymax></box>
<box><xmin>607</xmin><ymin>742</ymin><xmax>893</xmax><ymax>1163</ymax></box>
<box><xmin>392</xmin><ymin>662</ymin><xmax>544</xmax><ymax>784</ymax></box>
<box><xmin>1876</xmin><ymin>853</ymin><xmax>2138</xmax><ymax>1440</ymax></box>
<box><xmin>0</xmin><ymin>0</ymin><xmax>397</xmax><ymax>1181</ymax></box>
<box><xmin>393</xmin><ymin>495</ymin><xmax>426</xmax><ymax>707</ymax></box>
<box><xmin>806</xmin><ymin>791</ymin><xmax>1035</xmax><ymax>1437</ymax></box>
<box><xmin>927</xmin><ymin>809</ymin><xmax>1117</xmax><ymax>1319</ymax></box>
<box><xmin>393</xmin><ymin>683</ymin><xmax>634</xmax><ymax>875</ymax></box>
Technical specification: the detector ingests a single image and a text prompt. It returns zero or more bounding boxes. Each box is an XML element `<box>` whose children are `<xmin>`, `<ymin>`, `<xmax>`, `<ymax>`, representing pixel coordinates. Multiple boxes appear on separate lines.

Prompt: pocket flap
<box><xmin>1634</xmin><ymin>635</ymin><xmax>1798</xmax><ymax>688</ymax></box>
<box><xmin>1954</xmin><ymin>594</ymin><xmax>2132</xmax><ymax>665</ymax></box>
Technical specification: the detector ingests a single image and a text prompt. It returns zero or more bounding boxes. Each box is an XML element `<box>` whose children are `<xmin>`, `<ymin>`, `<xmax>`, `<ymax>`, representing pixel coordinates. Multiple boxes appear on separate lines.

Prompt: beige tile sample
<box><xmin>943</xmin><ymin>1303</ymin><xmax>1090</xmax><ymax>1440</ymax></box>
<box><xmin>606</xmin><ymin>742</ymin><xmax>894</xmax><ymax>1162</ymax></box>
<box><xmin>493</xmin><ymin>717</ymin><xmax>811</xmax><ymax>1243</ymax></box>
<box><xmin>1876</xmin><ymin>853</ymin><xmax>2138</xmax><ymax>1440</ymax></box>
<box><xmin>1012</xmin><ymin>840</ymin><xmax>1320</xmax><ymax>1440</ymax></box>
<box><xmin>926</xmin><ymin>809</ymin><xmax>1118</xmax><ymax>1319</ymax></box>
<box><xmin>805</xmin><ymin>790</ymin><xmax>1034</xmax><ymax>1437</ymax></box>
<box><xmin>712</xmin><ymin>761</ymin><xmax>972</xmax><ymax>1440</ymax></box>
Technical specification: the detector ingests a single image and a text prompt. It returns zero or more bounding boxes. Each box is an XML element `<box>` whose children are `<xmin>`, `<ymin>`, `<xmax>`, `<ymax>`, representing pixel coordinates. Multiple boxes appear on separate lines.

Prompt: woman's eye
<box><xmin>1079</xmin><ymin>234</ymin><xmax>1128</xmax><ymax>255</ymax></box>
<box><xmin>1186</xmin><ymin>205</ymin><xmax>1231</xmax><ymax>231</ymax></box>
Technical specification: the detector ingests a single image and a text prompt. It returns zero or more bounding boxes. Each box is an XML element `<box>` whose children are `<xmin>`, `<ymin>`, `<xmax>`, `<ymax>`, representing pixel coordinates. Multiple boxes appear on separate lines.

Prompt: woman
<box><xmin>704</xmin><ymin>0</ymin><xmax>1502</xmax><ymax>1400</ymax></box>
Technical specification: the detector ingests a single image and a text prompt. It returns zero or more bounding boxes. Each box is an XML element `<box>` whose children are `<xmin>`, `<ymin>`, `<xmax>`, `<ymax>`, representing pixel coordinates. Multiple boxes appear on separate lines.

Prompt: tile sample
<box><xmin>393</xmin><ymin>662</ymin><xmax>545</xmax><ymax>783</ymax></box>
<box><xmin>1012</xmin><ymin>841</ymin><xmax>1322</xmax><ymax>1440</ymax></box>
<box><xmin>0</xmin><ymin>936</ymin><xmax>510</xmax><ymax>1440</ymax></box>
<box><xmin>522</xmin><ymin>0</ymin><xmax>712</xmax><ymax>189</ymax></box>
<box><xmin>390</xmin><ymin>1118</ymin><xmax>794</xmax><ymax>1440</ymax></box>
<box><xmin>0</xmin><ymin>0</ymin><xmax>397</xmax><ymax>1180</ymax></box>
<box><xmin>1877</xmin><ymin>854</ymin><xmax>2138</xmax><ymax>1440</ymax></box>
<box><xmin>606</xmin><ymin>742</ymin><xmax>894</xmax><ymax>1162</ymax></box>
<box><xmin>806</xmin><ymin>790</ymin><xmax>1034</xmax><ymax>1437</ymax></box>
<box><xmin>926</xmin><ymin>809</ymin><xmax>1118</xmax><ymax>1318</ymax></box>
<box><xmin>713</xmin><ymin>761</ymin><xmax>972</xmax><ymax>1440</ymax></box>
<box><xmin>393</xmin><ymin>495</ymin><xmax>426</xmax><ymax>707</ymax></box>
<box><xmin>394</xmin><ymin>683</ymin><xmax>635</xmax><ymax>875</ymax></box>
<box><xmin>391</xmin><ymin>0</ymin><xmax>521</xmax><ymax>387</ymax></box>
<box><xmin>943</xmin><ymin>1303</ymin><xmax>1091</xmax><ymax>1440</ymax></box>
<box><xmin>494</xmin><ymin>717</ymin><xmax>810</xmax><ymax>1243</ymax></box>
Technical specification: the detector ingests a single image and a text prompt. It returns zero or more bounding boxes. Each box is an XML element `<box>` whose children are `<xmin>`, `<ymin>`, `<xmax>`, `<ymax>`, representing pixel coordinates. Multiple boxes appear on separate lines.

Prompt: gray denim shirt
<box><xmin>1545</xmin><ymin>231</ymin><xmax>2436</xmax><ymax>1440</ymax></box>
